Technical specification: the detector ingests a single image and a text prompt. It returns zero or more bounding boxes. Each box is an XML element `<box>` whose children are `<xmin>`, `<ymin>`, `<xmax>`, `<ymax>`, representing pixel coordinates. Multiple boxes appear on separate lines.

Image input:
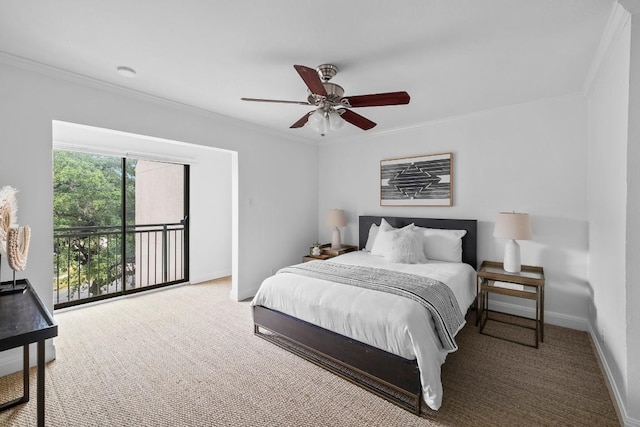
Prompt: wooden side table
<box><xmin>303</xmin><ymin>244</ymin><xmax>357</xmax><ymax>262</ymax></box>
<box><xmin>476</xmin><ymin>261</ymin><xmax>545</xmax><ymax>348</ymax></box>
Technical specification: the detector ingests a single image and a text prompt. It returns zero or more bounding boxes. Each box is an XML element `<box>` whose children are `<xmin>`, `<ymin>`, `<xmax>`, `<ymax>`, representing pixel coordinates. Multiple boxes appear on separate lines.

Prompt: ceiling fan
<box><xmin>241</xmin><ymin>64</ymin><xmax>410</xmax><ymax>136</ymax></box>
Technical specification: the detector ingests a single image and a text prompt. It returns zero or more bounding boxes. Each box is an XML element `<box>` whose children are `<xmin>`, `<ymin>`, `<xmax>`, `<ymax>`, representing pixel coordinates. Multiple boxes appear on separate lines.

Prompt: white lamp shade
<box><xmin>326</xmin><ymin>209</ymin><xmax>347</xmax><ymax>227</ymax></box>
<box><xmin>494</xmin><ymin>212</ymin><xmax>532</xmax><ymax>240</ymax></box>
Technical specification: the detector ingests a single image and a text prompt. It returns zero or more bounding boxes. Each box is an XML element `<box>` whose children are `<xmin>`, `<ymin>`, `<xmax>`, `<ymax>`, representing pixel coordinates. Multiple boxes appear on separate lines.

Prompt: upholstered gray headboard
<box><xmin>358</xmin><ymin>215</ymin><xmax>478</xmax><ymax>268</ymax></box>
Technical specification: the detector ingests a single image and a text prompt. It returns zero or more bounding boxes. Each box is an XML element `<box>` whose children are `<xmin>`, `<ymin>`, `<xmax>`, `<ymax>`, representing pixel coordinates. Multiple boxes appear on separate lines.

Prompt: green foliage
<box><xmin>53</xmin><ymin>151</ymin><xmax>137</xmax><ymax>300</ymax></box>
<box><xmin>53</xmin><ymin>151</ymin><xmax>136</xmax><ymax>228</ymax></box>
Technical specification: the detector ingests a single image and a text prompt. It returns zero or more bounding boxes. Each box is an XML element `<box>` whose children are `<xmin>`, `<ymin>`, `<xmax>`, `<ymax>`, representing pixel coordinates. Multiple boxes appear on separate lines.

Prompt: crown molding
<box><xmin>619</xmin><ymin>0</ymin><xmax>640</xmax><ymax>15</ymax></box>
<box><xmin>0</xmin><ymin>51</ymin><xmax>315</xmax><ymax>146</ymax></box>
<box><xmin>583</xmin><ymin>3</ymin><xmax>631</xmax><ymax>95</ymax></box>
<box><xmin>323</xmin><ymin>93</ymin><xmax>584</xmax><ymax>147</ymax></box>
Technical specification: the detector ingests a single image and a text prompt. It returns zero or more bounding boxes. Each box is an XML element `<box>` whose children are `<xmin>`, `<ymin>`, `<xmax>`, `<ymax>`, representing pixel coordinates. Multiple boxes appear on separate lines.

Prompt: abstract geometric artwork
<box><xmin>380</xmin><ymin>153</ymin><xmax>452</xmax><ymax>206</ymax></box>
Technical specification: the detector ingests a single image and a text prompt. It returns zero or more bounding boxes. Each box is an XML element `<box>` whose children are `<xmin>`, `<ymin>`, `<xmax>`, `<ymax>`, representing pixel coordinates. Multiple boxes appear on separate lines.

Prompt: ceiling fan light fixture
<box><xmin>329</xmin><ymin>110</ymin><xmax>345</xmax><ymax>130</ymax></box>
<box><xmin>307</xmin><ymin>108</ymin><xmax>344</xmax><ymax>136</ymax></box>
<box><xmin>308</xmin><ymin>109</ymin><xmax>324</xmax><ymax>131</ymax></box>
<box><xmin>307</xmin><ymin>109</ymin><xmax>328</xmax><ymax>135</ymax></box>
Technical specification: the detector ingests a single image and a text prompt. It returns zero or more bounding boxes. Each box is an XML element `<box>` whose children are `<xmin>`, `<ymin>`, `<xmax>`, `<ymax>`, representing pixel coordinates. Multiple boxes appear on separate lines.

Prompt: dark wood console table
<box><xmin>0</xmin><ymin>279</ymin><xmax>58</xmax><ymax>427</ymax></box>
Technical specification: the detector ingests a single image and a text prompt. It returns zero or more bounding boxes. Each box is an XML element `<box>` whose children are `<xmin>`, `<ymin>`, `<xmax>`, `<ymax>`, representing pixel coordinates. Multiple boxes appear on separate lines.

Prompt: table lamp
<box><xmin>494</xmin><ymin>212</ymin><xmax>531</xmax><ymax>273</ymax></box>
<box><xmin>326</xmin><ymin>209</ymin><xmax>347</xmax><ymax>250</ymax></box>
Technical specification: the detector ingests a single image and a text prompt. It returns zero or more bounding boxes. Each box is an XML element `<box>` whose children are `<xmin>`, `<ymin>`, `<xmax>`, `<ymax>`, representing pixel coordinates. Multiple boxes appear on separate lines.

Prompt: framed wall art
<box><xmin>380</xmin><ymin>152</ymin><xmax>453</xmax><ymax>206</ymax></box>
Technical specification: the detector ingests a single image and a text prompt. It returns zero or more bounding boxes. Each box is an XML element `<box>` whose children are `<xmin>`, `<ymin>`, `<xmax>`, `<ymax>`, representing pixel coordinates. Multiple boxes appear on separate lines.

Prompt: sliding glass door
<box><xmin>53</xmin><ymin>151</ymin><xmax>189</xmax><ymax>309</ymax></box>
<box><xmin>131</xmin><ymin>159</ymin><xmax>189</xmax><ymax>289</ymax></box>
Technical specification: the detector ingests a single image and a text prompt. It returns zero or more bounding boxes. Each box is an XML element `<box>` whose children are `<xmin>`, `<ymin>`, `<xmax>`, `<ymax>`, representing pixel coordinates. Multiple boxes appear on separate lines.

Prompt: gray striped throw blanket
<box><xmin>277</xmin><ymin>261</ymin><xmax>465</xmax><ymax>352</ymax></box>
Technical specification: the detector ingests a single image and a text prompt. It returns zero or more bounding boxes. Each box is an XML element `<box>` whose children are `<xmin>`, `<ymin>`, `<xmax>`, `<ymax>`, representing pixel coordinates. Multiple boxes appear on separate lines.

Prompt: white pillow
<box><xmin>364</xmin><ymin>219</ymin><xmax>401</xmax><ymax>251</ymax></box>
<box><xmin>383</xmin><ymin>229</ymin><xmax>428</xmax><ymax>264</ymax></box>
<box><xmin>364</xmin><ymin>224</ymin><xmax>379</xmax><ymax>252</ymax></box>
<box><xmin>378</xmin><ymin>218</ymin><xmax>394</xmax><ymax>232</ymax></box>
<box><xmin>413</xmin><ymin>227</ymin><xmax>467</xmax><ymax>262</ymax></box>
<box><xmin>370</xmin><ymin>220</ymin><xmax>415</xmax><ymax>256</ymax></box>
<box><xmin>371</xmin><ymin>225</ymin><xmax>426</xmax><ymax>263</ymax></box>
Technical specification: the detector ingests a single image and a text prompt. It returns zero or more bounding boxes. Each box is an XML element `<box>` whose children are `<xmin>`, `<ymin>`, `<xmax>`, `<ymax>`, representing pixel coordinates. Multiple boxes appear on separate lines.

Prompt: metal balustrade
<box><xmin>53</xmin><ymin>222</ymin><xmax>186</xmax><ymax>309</ymax></box>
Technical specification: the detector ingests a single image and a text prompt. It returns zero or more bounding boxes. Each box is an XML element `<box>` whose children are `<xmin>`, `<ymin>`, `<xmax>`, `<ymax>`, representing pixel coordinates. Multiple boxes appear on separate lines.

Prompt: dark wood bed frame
<box><xmin>253</xmin><ymin>215</ymin><xmax>478</xmax><ymax>414</ymax></box>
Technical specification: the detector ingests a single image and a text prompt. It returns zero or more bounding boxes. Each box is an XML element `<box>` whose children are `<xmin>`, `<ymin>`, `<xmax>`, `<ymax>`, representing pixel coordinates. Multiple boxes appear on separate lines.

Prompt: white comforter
<box><xmin>250</xmin><ymin>251</ymin><xmax>476</xmax><ymax>410</ymax></box>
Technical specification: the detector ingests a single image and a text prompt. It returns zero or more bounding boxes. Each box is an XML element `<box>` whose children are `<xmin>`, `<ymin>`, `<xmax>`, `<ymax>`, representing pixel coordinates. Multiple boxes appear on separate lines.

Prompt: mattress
<box><xmin>250</xmin><ymin>250</ymin><xmax>477</xmax><ymax>410</ymax></box>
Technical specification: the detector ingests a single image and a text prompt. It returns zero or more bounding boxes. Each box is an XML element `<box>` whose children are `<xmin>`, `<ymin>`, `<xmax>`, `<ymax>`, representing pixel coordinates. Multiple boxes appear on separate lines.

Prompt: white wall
<box><xmin>625</xmin><ymin>11</ymin><xmax>640</xmax><ymax>423</ymax></box>
<box><xmin>586</xmin><ymin>3</ymin><xmax>640</xmax><ymax>423</ymax></box>
<box><xmin>0</xmin><ymin>57</ymin><xmax>318</xmax><ymax>374</ymax></box>
<box><xmin>189</xmin><ymin>148</ymin><xmax>233</xmax><ymax>282</ymax></box>
<box><xmin>319</xmin><ymin>95</ymin><xmax>590</xmax><ymax>329</ymax></box>
<box><xmin>586</xmin><ymin>8</ymin><xmax>630</xmax><ymax>418</ymax></box>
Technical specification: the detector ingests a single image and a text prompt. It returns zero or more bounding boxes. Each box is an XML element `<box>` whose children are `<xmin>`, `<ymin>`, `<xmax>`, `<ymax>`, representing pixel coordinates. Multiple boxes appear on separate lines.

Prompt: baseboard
<box><xmin>189</xmin><ymin>269</ymin><xmax>232</xmax><ymax>285</ymax></box>
<box><xmin>0</xmin><ymin>340</ymin><xmax>56</xmax><ymax>377</ymax></box>
<box><xmin>587</xmin><ymin>322</ymin><xmax>640</xmax><ymax>427</ymax></box>
<box><xmin>488</xmin><ymin>300</ymin><xmax>588</xmax><ymax>331</ymax></box>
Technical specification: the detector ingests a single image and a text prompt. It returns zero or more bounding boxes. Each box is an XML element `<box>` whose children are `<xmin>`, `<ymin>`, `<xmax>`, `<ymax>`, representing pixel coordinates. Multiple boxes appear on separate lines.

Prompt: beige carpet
<box><xmin>0</xmin><ymin>278</ymin><xmax>619</xmax><ymax>426</ymax></box>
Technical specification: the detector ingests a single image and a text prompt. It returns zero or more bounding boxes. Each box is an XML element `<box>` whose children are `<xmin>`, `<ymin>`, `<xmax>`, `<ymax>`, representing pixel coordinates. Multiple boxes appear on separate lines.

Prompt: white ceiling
<box><xmin>0</xmin><ymin>0</ymin><xmax>615</xmax><ymax>142</ymax></box>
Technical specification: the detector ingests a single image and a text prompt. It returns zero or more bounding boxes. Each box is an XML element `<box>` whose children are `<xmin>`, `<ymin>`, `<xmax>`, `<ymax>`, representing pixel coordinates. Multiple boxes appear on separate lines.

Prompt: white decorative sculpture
<box><xmin>0</xmin><ymin>186</ymin><xmax>29</xmax><ymax>292</ymax></box>
<box><xmin>0</xmin><ymin>186</ymin><xmax>18</xmax><ymax>257</ymax></box>
<box><xmin>7</xmin><ymin>226</ymin><xmax>30</xmax><ymax>272</ymax></box>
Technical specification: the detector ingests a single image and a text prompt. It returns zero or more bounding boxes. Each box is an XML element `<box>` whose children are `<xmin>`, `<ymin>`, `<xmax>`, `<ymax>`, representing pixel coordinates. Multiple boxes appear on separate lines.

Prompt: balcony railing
<box><xmin>53</xmin><ymin>222</ymin><xmax>186</xmax><ymax>309</ymax></box>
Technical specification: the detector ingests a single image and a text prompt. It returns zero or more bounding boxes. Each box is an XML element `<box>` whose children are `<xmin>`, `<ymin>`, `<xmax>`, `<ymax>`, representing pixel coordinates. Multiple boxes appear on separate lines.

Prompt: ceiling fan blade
<box><xmin>241</xmin><ymin>97</ymin><xmax>311</xmax><ymax>106</ymax></box>
<box><xmin>294</xmin><ymin>65</ymin><xmax>328</xmax><ymax>98</ymax></box>
<box><xmin>290</xmin><ymin>112</ymin><xmax>312</xmax><ymax>128</ymax></box>
<box><xmin>343</xmin><ymin>91</ymin><xmax>410</xmax><ymax>108</ymax></box>
<box><xmin>340</xmin><ymin>109</ymin><xmax>377</xmax><ymax>130</ymax></box>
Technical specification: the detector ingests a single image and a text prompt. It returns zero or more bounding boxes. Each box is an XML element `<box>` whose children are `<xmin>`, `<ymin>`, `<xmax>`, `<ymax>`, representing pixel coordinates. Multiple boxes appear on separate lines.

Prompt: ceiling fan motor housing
<box><xmin>307</xmin><ymin>82</ymin><xmax>344</xmax><ymax>105</ymax></box>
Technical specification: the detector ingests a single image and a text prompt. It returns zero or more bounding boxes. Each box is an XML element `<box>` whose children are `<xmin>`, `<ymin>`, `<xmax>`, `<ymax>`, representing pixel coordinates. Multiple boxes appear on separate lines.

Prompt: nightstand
<box><xmin>302</xmin><ymin>244</ymin><xmax>357</xmax><ymax>262</ymax></box>
<box><xmin>476</xmin><ymin>260</ymin><xmax>545</xmax><ymax>348</ymax></box>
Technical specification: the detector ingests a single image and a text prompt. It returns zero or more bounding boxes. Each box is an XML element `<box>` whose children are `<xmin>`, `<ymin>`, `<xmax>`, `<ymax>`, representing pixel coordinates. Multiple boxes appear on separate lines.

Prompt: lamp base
<box><xmin>331</xmin><ymin>227</ymin><xmax>342</xmax><ymax>250</ymax></box>
<box><xmin>503</xmin><ymin>239</ymin><xmax>521</xmax><ymax>273</ymax></box>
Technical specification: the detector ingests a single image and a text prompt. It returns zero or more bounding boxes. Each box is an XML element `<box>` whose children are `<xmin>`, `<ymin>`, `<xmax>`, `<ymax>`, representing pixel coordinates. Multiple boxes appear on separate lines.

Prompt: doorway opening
<box><xmin>52</xmin><ymin>120</ymin><xmax>238</xmax><ymax>309</ymax></box>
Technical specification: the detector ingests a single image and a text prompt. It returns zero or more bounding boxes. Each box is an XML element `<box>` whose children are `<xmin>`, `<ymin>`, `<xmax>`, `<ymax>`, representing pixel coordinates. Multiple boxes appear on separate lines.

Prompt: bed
<box><xmin>251</xmin><ymin>215</ymin><xmax>477</xmax><ymax>414</ymax></box>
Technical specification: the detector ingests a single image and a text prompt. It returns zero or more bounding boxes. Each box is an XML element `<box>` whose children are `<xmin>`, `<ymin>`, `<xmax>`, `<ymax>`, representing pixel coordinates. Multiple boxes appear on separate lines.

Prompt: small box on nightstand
<box><xmin>303</xmin><ymin>244</ymin><xmax>357</xmax><ymax>262</ymax></box>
